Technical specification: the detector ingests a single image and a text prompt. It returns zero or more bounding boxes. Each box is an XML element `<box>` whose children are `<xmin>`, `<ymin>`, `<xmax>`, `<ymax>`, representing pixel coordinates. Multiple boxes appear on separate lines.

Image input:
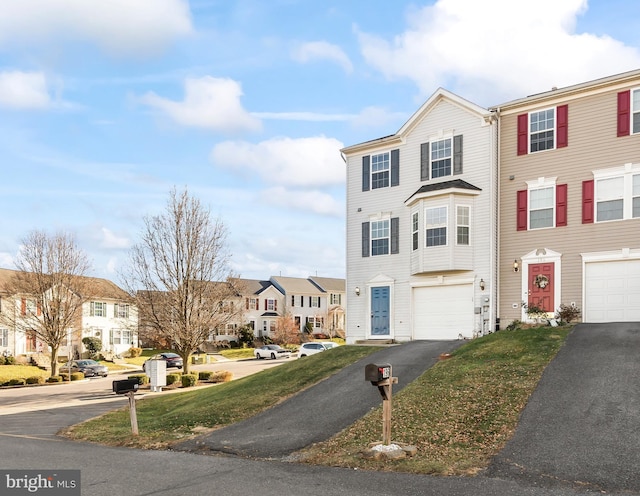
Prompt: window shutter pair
<box><xmin>516</xmin><ymin>105</ymin><xmax>568</xmax><ymax>155</ymax></box>
<box><xmin>361</xmin><ymin>149</ymin><xmax>400</xmax><ymax>190</ymax></box>
<box><xmin>420</xmin><ymin>135</ymin><xmax>463</xmax><ymax>180</ymax></box>
<box><xmin>361</xmin><ymin>218</ymin><xmax>400</xmax><ymax>256</ymax></box>
<box><xmin>515</xmin><ymin>185</ymin><xmax>568</xmax><ymax>230</ymax></box>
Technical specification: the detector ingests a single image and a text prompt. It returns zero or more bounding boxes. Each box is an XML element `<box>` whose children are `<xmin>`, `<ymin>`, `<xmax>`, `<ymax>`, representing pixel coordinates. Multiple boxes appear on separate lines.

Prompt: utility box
<box><xmin>112</xmin><ymin>378</ymin><xmax>139</xmax><ymax>394</ymax></box>
<box><xmin>365</xmin><ymin>363</ymin><xmax>392</xmax><ymax>385</ymax></box>
<box><xmin>146</xmin><ymin>359</ymin><xmax>167</xmax><ymax>392</ymax></box>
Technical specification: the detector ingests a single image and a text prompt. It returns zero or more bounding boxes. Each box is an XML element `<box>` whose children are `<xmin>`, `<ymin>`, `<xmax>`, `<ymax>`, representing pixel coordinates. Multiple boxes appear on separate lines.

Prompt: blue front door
<box><xmin>371</xmin><ymin>286</ymin><xmax>390</xmax><ymax>336</ymax></box>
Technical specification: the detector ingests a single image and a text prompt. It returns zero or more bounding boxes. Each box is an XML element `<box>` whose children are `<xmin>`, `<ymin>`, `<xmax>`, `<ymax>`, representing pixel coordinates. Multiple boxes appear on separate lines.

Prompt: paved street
<box><xmin>1</xmin><ymin>328</ymin><xmax>640</xmax><ymax>496</ymax></box>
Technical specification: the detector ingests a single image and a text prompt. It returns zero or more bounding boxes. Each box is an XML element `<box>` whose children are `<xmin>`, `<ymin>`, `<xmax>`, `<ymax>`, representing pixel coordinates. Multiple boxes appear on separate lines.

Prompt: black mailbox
<box><xmin>112</xmin><ymin>378</ymin><xmax>140</xmax><ymax>394</ymax></box>
<box><xmin>365</xmin><ymin>363</ymin><xmax>392</xmax><ymax>384</ymax></box>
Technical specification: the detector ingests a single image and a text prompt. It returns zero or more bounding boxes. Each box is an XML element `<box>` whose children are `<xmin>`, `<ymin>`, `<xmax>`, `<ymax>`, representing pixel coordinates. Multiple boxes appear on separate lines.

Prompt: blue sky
<box><xmin>1</xmin><ymin>0</ymin><xmax>640</xmax><ymax>282</ymax></box>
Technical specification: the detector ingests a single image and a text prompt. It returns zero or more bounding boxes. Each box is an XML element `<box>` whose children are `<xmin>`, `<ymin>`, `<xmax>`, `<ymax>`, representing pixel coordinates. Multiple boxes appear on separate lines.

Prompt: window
<box><xmin>307</xmin><ymin>316</ymin><xmax>323</xmax><ymax>328</ymax></box>
<box><xmin>371</xmin><ymin>220</ymin><xmax>389</xmax><ymax>256</ymax></box>
<box><xmin>634</xmin><ymin>174</ymin><xmax>640</xmax><ymax>217</ymax></box>
<box><xmin>517</xmin><ymin>105</ymin><xmax>568</xmax><ymax>155</ymax></box>
<box><xmin>110</xmin><ymin>329</ymin><xmax>132</xmax><ymax>346</ymax></box>
<box><xmin>265</xmin><ymin>299</ymin><xmax>277</xmax><ymax>311</ymax></box>
<box><xmin>431</xmin><ymin>138</ymin><xmax>452</xmax><ymax>178</ymax></box>
<box><xmin>634</xmin><ymin>89</ymin><xmax>640</xmax><ymax>134</ymax></box>
<box><xmin>426</xmin><ymin>206</ymin><xmax>447</xmax><ymax>247</ymax></box>
<box><xmin>456</xmin><ymin>206</ymin><xmax>470</xmax><ymax>245</ymax></box>
<box><xmin>330</xmin><ymin>293</ymin><xmax>341</xmax><ymax>305</ymax></box>
<box><xmin>114</xmin><ymin>304</ymin><xmax>129</xmax><ymax>319</ymax></box>
<box><xmin>529</xmin><ymin>187</ymin><xmax>555</xmax><ymax>228</ymax></box>
<box><xmin>309</xmin><ymin>296</ymin><xmax>320</xmax><ymax>308</ymax></box>
<box><xmin>596</xmin><ymin>177</ymin><xmax>624</xmax><ymax>221</ymax></box>
<box><xmin>529</xmin><ymin>109</ymin><xmax>555</xmax><ymax>152</ymax></box>
<box><xmin>371</xmin><ymin>152</ymin><xmax>390</xmax><ymax>189</ymax></box>
<box><xmin>90</xmin><ymin>301</ymin><xmax>107</xmax><ymax>317</ymax></box>
<box><xmin>246</xmin><ymin>297</ymin><xmax>258</xmax><ymax>311</ymax></box>
<box><xmin>412</xmin><ymin>212</ymin><xmax>419</xmax><ymax>251</ymax></box>
<box><xmin>0</xmin><ymin>329</ymin><xmax>7</xmax><ymax>347</ymax></box>
<box><xmin>590</xmin><ymin>169</ymin><xmax>640</xmax><ymax>222</ymax></box>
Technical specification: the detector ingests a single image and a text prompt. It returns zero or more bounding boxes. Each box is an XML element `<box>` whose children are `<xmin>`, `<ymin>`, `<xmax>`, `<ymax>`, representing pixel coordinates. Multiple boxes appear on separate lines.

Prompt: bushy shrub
<box><xmin>70</xmin><ymin>372</ymin><xmax>85</xmax><ymax>381</ymax></box>
<box><xmin>556</xmin><ymin>303</ymin><xmax>581</xmax><ymax>324</ymax></box>
<box><xmin>210</xmin><ymin>370</ymin><xmax>233</xmax><ymax>383</ymax></box>
<box><xmin>8</xmin><ymin>378</ymin><xmax>26</xmax><ymax>386</ymax></box>
<box><xmin>129</xmin><ymin>374</ymin><xmax>148</xmax><ymax>385</ymax></box>
<box><xmin>198</xmin><ymin>371</ymin><xmax>214</xmax><ymax>381</ymax></box>
<box><xmin>166</xmin><ymin>373</ymin><xmax>181</xmax><ymax>385</ymax></box>
<box><xmin>47</xmin><ymin>376</ymin><xmax>63</xmax><ymax>383</ymax></box>
<box><xmin>82</xmin><ymin>337</ymin><xmax>102</xmax><ymax>359</ymax></box>
<box><xmin>0</xmin><ymin>356</ymin><xmax>5</xmax><ymax>366</ymax></box>
<box><xmin>127</xmin><ymin>347</ymin><xmax>143</xmax><ymax>358</ymax></box>
<box><xmin>181</xmin><ymin>374</ymin><xmax>198</xmax><ymax>388</ymax></box>
<box><xmin>4</xmin><ymin>356</ymin><xmax>15</xmax><ymax>365</ymax></box>
<box><xmin>26</xmin><ymin>376</ymin><xmax>45</xmax><ymax>385</ymax></box>
<box><xmin>506</xmin><ymin>320</ymin><xmax>523</xmax><ymax>331</ymax></box>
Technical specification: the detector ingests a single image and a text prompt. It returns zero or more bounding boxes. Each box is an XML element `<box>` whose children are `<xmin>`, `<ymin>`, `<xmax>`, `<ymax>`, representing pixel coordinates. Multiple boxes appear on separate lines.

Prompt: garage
<box><xmin>585</xmin><ymin>259</ymin><xmax>640</xmax><ymax>322</ymax></box>
<box><xmin>413</xmin><ymin>284</ymin><xmax>474</xmax><ymax>340</ymax></box>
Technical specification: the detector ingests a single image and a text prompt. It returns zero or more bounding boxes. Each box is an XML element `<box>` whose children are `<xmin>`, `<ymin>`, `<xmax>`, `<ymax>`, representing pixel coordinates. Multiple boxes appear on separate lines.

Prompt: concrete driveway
<box><xmin>486</xmin><ymin>322</ymin><xmax>640</xmax><ymax>492</ymax></box>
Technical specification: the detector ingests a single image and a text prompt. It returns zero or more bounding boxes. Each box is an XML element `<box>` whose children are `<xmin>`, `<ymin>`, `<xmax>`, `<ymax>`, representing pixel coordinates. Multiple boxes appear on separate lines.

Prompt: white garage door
<box><xmin>413</xmin><ymin>284</ymin><xmax>474</xmax><ymax>340</ymax></box>
<box><xmin>585</xmin><ymin>260</ymin><xmax>640</xmax><ymax>322</ymax></box>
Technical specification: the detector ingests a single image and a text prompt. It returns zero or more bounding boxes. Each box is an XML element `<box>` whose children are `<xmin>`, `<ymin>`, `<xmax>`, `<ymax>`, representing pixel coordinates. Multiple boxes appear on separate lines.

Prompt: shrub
<box><xmin>82</xmin><ymin>336</ymin><xmax>102</xmax><ymax>359</ymax></box>
<box><xmin>198</xmin><ymin>371</ymin><xmax>214</xmax><ymax>381</ymax></box>
<box><xmin>4</xmin><ymin>356</ymin><xmax>15</xmax><ymax>365</ymax></box>
<box><xmin>8</xmin><ymin>378</ymin><xmax>26</xmax><ymax>386</ymax></box>
<box><xmin>0</xmin><ymin>356</ymin><xmax>5</xmax><ymax>366</ymax></box>
<box><xmin>127</xmin><ymin>347</ymin><xmax>142</xmax><ymax>358</ymax></box>
<box><xmin>70</xmin><ymin>372</ymin><xmax>85</xmax><ymax>381</ymax></box>
<box><xmin>210</xmin><ymin>370</ymin><xmax>233</xmax><ymax>383</ymax></box>
<box><xmin>166</xmin><ymin>373</ymin><xmax>181</xmax><ymax>385</ymax></box>
<box><xmin>128</xmin><ymin>374</ymin><xmax>148</xmax><ymax>385</ymax></box>
<box><xmin>47</xmin><ymin>376</ymin><xmax>63</xmax><ymax>383</ymax></box>
<box><xmin>506</xmin><ymin>320</ymin><xmax>523</xmax><ymax>331</ymax></box>
<box><xmin>181</xmin><ymin>374</ymin><xmax>198</xmax><ymax>388</ymax></box>
<box><xmin>556</xmin><ymin>303</ymin><xmax>581</xmax><ymax>324</ymax></box>
<box><xmin>26</xmin><ymin>376</ymin><xmax>45</xmax><ymax>385</ymax></box>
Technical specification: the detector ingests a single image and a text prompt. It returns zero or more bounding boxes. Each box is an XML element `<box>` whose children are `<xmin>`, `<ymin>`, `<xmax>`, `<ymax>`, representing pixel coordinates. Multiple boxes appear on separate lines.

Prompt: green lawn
<box><xmin>0</xmin><ymin>365</ymin><xmax>50</xmax><ymax>383</ymax></box>
<box><xmin>63</xmin><ymin>327</ymin><xmax>570</xmax><ymax>475</ymax></box>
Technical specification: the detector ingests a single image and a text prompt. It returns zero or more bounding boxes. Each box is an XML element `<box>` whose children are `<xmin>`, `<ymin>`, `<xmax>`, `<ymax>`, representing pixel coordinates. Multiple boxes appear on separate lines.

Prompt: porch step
<box><xmin>30</xmin><ymin>354</ymin><xmax>51</xmax><ymax>370</ymax></box>
<box><xmin>355</xmin><ymin>339</ymin><xmax>395</xmax><ymax>346</ymax></box>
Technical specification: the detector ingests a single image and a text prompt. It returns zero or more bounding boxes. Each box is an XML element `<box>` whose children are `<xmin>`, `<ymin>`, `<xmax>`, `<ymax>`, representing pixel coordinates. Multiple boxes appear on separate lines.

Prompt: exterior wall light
<box><xmin>513</xmin><ymin>260</ymin><xmax>519</xmax><ymax>272</ymax></box>
<box><xmin>355</xmin><ymin>286</ymin><xmax>360</xmax><ymax>296</ymax></box>
<box><xmin>479</xmin><ymin>278</ymin><xmax>485</xmax><ymax>291</ymax></box>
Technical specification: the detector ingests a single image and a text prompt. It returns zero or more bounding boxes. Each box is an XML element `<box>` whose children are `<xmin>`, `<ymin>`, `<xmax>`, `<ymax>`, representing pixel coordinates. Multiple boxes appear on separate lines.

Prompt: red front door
<box><xmin>528</xmin><ymin>263</ymin><xmax>554</xmax><ymax>312</ymax></box>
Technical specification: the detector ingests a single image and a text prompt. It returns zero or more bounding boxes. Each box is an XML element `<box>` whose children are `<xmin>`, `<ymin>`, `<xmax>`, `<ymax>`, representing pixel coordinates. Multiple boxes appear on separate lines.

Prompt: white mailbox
<box><xmin>147</xmin><ymin>359</ymin><xmax>167</xmax><ymax>392</ymax></box>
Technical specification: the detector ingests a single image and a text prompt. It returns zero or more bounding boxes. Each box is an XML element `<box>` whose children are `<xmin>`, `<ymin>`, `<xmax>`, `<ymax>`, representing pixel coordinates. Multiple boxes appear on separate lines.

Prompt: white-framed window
<box><xmin>330</xmin><ymin>293</ymin><xmax>341</xmax><ymax>305</ymax></box>
<box><xmin>266</xmin><ymin>299</ymin><xmax>276</xmax><ymax>311</ymax></box>
<box><xmin>310</xmin><ymin>296</ymin><xmax>320</xmax><ymax>308</ymax></box>
<box><xmin>412</xmin><ymin>212</ymin><xmax>419</xmax><ymax>251</ymax></box>
<box><xmin>307</xmin><ymin>316</ymin><xmax>323</xmax><ymax>328</ymax></box>
<box><xmin>529</xmin><ymin>186</ymin><xmax>555</xmax><ymax>228</ymax></box>
<box><xmin>530</xmin><ymin>108</ymin><xmax>555</xmax><ymax>152</ymax></box>
<box><xmin>114</xmin><ymin>303</ymin><xmax>129</xmax><ymax>319</ymax></box>
<box><xmin>633</xmin><ymin>88</ymin><xmax>640</xmax><ymax>134</ymax></box>
<box><xmin>425</xmin><ymin>206</ymin><xmax>447</xmax><ymax>247</ymax></box>
<box><xmin>594</xmin><ymin>166</ymin><xmax>640</xmax><ymax>222</ymax></box>
<box><xmin>431</xmin><ymin>138</ymin><xmax>452</xmax><ymax>178</ymax></box>
<box><xmin>371</xmin><ymin>219</ymin><xmax>390</xmax><ymax>256</ymax></box>
<box><xmin>110</xmin><ymin>329</ymin><xmax>132</xmax><ymax>345</ymax></box>
<box><xmin>371</xmin><ymin>152</ymin><xmax>390</xmax><ymax>189</ymax></box>
<box><xmin>456</xmin><ymin>205</ymin><xmax>470</xmax><ymax>245</ymax></box>
<box><xmin>0</xmin><ymin>329</ymin><xmax>8</xmax><ymax>347</ymax></box>
<box><xmin>90</xmin><ymin>301</ymin><xmax>107</xmax><ymax>317</ymax></box>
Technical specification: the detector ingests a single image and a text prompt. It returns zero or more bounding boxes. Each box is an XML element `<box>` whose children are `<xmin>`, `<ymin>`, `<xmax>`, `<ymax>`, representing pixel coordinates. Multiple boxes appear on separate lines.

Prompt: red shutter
<box><xmin>517</xmin><ymin>114</ymin><xmax>528</xmax><ymax>155</ymax></box>
<box><xmin>517</xmin><ymin>190</ymin><xmax>528</xmax><ymax>231</ymax></box>
<box><xmin>264</xmin><ymin>299</ymin><xmax>267</xmax><ymax>311</ymax></box>
<box><xmin>245</xmin><ymin>298</ymin><xmax>249</xmax><ymax>310</ymax></box>
<box><xmin>557</xmin><ymin>105</ymin><xmax>568</xmax><ymax>148</ymax></box>
<box><xmin>274</xmin><ymin>300</ymin><xmax>277</xmax><ymax>312</ymax></box>
<box><xmin>618</xmin><ymin>90</ymin><xmax>631</xmax><ymax>137</ymax></box>
<box><xmin>556</xmin><ymin>184</ymin><xmax>567</xmax><ymax>227</ymax></box>
<box><xmin>582</xmin><ymin>180</ymin><xmax>594</xmax><ymax>224</ymax></box>
<box><xmin>21</xmin><ymin>298</ymin><xmax>26</xmax><ymax>315</ymax></box>
<box><xmin>36</xmin><ymin>302</ymin><xmax>42</xmax><ymax>316</ymax></box>
<box><xmin>255</xmin><ymin>299</ymin><xmax>259</xmax><ymax>310</ymax></box>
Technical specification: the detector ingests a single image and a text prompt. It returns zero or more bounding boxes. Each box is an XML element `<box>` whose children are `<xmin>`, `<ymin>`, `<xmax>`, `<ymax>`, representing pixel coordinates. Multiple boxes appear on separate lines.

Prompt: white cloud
<box><xmin>210</xmin><ymin>136</ymin><xmax>345</xmax><ymax>188</ymax></box>
<box><xmin>0</xmin><ymin>71</ymin><xmax>51</xmax><ymax>109</ymax></box>
<box><xmin>140</xmin><ymin>76</ymin><xmax>262</xmax><ymax>133</ymax></box>
<box><xmin>100</xmin><ymin>228</ymin><xmax>130</xmax><ymax>250</ymax></box>
<box><xmin>357</xmin><ymin>0</ymin><xmax>640</xmax><ymax>105</ymax></box>
<box><xmin>261</xmin><ymin>187</ymin><xmax>343</xmax><ymax>217</ymax></box>
<box><xmin>0</xmin><ymin>0</ymin><xmax>193</xmax><ymax>56</ymax></box>
<box><xmin>292</xmin><ymin>41</ymin><xmax>354</xmax><ymax>73</ymax></box>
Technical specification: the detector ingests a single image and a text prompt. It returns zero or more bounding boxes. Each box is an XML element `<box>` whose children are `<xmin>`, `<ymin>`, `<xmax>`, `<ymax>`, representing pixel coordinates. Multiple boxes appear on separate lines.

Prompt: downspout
<box><xmin>493</xmin><ymin>107</ymin><xmax>501</xmax><ymax>331</ymax></box>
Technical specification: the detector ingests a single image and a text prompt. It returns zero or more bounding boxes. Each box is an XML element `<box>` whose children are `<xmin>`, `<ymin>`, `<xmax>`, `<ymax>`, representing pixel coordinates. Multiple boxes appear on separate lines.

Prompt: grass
<box><xmin>63</xmin><ymin>345</ymin><xmax>380</xmax><ymax>447</ymax></box>
<box><xmin>0</xmin><ymin>365</ymin><xmax>50</xmax><ymax>383</ymax></box>
<box><xmin>296</xmin><ymin>326</ymin><xmax>571</xmax><ymax>475</ymax></box>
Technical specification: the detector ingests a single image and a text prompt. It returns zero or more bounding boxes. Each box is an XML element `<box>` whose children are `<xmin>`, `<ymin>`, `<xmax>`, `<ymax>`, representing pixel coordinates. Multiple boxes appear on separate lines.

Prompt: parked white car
<box><xmin>254</xmin><ymin>345</ymin><xmax>292</xmax><ymax>360</ymax></box>
<box><xmin>298</xmin><ymin>342</ymin><xmax>328</xmax><ymax>357</ymax></box>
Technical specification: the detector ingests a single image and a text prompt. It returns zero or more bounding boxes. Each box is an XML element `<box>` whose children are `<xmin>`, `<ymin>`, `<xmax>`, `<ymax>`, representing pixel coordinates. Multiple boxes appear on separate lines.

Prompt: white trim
<box><xmin>366</xmin><ymin>274</ymin><xmax>395</xmax><ymax>340</ymax></box>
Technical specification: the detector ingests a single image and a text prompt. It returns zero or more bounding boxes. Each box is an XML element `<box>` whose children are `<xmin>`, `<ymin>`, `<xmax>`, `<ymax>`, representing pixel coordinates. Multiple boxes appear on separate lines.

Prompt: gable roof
<box><xmin>308</xmin><ymin>276</ymin><xmax>345</xmax><ymax>293</ymax></box>
<box><xmin>341</xmin><ymin>87</ymin><xmax>491</xmax><ymax>155</ymax></box>
<box><xmin>270</xmin><ymin>276</ymin><xmax>323</xmax><ymax>295</ymax></box>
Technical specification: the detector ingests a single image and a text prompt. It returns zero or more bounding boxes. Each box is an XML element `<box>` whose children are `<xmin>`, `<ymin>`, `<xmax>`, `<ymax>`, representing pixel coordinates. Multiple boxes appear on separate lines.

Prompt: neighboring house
<box><xmin>492</xmin><ymin>68</ymin><xmax>640</xmax><ymax>326</ymax></box>
<box><xmin>0</xmin><ymin>268</ymin><xmax>138</xmax><ymax>358</ymax></box>
<box><xmin>342</xmin><ymin>88</ymin><xmax>498</xmax><ymax>343</ymax></box>
<box><xmin>309</xmin><ymin>276</ymin><xmax>346</xmax><ymax>337</ymax></box>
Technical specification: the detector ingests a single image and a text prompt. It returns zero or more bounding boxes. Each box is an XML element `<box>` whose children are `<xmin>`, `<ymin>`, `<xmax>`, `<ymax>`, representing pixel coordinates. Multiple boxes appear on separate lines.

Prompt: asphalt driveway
<box><xmin>176</xmin><ymin>340</ymin><xmax>463</xmax><ymax>458</ymax></box>
<box><xmin>486</xmin><ymin>322</ymin><xmax>640</xmax><ymax>492</ymax></box>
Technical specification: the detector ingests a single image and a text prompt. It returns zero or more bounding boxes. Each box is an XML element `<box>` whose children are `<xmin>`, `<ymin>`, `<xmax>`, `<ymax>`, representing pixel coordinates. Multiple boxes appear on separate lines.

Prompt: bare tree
<box><xmin>0</xmin><ymin>231</ymin><xmax>91</xmax><ymax>377</ymax></box>
<box><xmin>124</xmin><ymin>188</ymin><xmax>239</xmax><ymax>374</ymax></box>
<box><xmin>272</xmin><ymin>312</ymin><xmax>301</xmax><ymax>346</ymax></box>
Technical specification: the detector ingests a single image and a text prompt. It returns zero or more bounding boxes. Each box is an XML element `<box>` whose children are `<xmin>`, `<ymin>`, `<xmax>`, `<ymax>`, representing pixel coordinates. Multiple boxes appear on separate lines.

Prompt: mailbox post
<box><xmin>365</xmin><ymin>363</ymin><xmax>398</xmax><ymax>446</ymax></box>
<box><xmin>113</xmin><ymin>379</ymin><xmax>140</xmax><ymax>435</ymax></box>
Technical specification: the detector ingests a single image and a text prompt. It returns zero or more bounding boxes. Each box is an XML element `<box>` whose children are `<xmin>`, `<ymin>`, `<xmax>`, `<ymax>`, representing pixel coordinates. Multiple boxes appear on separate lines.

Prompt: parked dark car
<box><xmin>61</xmin><ymin>359</ymin><xmax>109</xmax><ymax>377</ymax></box>
<box><xmin>143</xmin><ymin>352</ymin><xmax>183</xmax><ymax>372</ymax></box>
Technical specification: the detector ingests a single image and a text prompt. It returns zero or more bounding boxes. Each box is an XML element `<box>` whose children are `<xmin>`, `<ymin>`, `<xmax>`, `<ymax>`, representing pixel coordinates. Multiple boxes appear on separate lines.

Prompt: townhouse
<box><xmin>493</xmin><ymin>69</ymin><xmax>640</xmax><ymax>326</ymax></box>
<box><xmin>342</xmin><ymin>88</ymin><xmax>498</xmax><ymax>343</ymax></box>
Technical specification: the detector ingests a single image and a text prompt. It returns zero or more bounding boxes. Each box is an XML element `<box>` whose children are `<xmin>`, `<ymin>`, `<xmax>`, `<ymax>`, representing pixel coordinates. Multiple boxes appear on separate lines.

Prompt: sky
<box><xmin>1</xmin><ymin>0</ymin><xmax>640</xmax><ymax>283</ymax></box>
